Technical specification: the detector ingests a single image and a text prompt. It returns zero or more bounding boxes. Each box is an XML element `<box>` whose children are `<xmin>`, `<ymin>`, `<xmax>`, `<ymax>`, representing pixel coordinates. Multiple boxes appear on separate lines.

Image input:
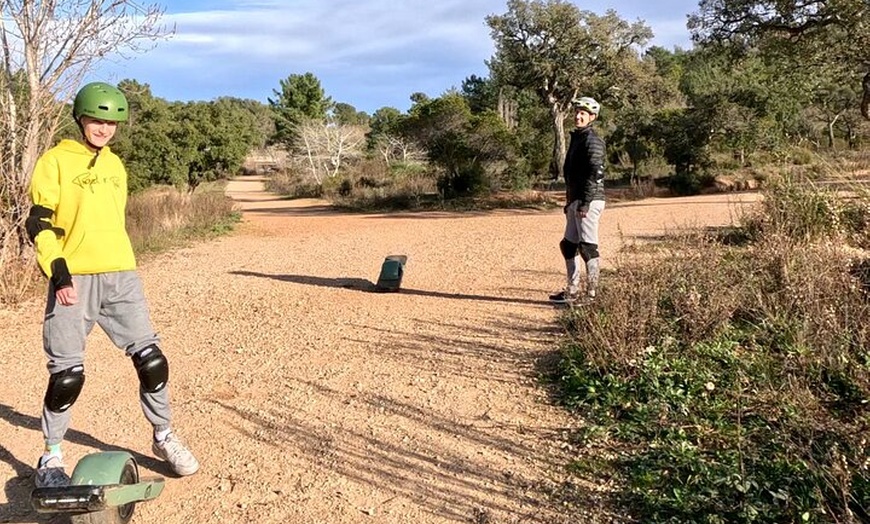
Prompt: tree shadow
<box><xmin>341</xmin><ymin>313</ymin><xmax>563</xmax><ymax>386</ymax></box>
<box><xmin>230</xmin><ymin>271</ymin><xmax>553</xmax><ymax>307</ymax></box>
<box><xmin>0</xmin><ymin>404</ymin><xmax>173</xmax><ymax>523</ymax></box>
<box><xmin>237</xmin><ymin>203</ymin><xmax>338</xmax><ymax>216</ymax></box>
<box><xmin>210</xmin><ymin>379</ymin><xmax>588</xmax><ymax>523</ymax></box>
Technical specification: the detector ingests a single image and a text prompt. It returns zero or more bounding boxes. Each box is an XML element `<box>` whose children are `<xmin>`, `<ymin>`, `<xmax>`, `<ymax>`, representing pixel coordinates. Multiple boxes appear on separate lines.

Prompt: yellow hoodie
<box><xmin>29</xmin><ymin>139</ymin><xmax>136</xmax><ymax>277</ymax></box>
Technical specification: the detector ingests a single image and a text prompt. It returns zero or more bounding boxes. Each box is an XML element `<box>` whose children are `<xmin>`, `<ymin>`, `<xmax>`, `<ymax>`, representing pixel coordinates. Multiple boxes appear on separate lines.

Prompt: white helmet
<box><xmin>571</xmin><ymin>96</ymin><xmax>600</xmax><ymax>116</ymax></box>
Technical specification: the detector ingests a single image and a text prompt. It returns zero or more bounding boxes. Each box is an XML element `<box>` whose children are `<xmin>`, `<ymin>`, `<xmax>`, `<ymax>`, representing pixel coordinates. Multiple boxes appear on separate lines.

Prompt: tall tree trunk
<box><xmin>497</xmin><ymin>89</ymin><xmax>517</xmax><ymax>130</ymax></box>
<box><xmin>827</xmin><ymin>113</ymin><xmax>842</xmax><ymax>149</ymax></box>
<box><xmin>551</xmin><ymin>104</ymin><xmax>566</xmax><ymax>180</ymax></box>
<box><xmin>862</xmin><ymin>71</ymin><xmax>870</xmax><ymax>120</ymax></box>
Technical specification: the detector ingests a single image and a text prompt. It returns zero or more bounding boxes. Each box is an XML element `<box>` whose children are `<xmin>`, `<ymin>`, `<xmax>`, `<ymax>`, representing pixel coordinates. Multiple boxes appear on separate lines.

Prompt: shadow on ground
<box><xmin>230</xmin><ymin>271</ymin><xmax>552</xmax><ymax>307</ymax></box>
<box><xmin>212</xmin><ymin>383</ymin><xmax>592</xmax><ymax>523</ymax></box>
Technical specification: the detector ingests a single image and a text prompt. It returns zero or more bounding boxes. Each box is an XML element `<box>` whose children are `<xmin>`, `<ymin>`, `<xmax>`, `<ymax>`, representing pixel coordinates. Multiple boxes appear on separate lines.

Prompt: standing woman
<box><xmin>26</xmin><ymin>82</ymin><xmax>199</xmax><ymax>487</ymax></box>
<box><xmin>549</xmin><ymin>96</ymin><xmax>606</xmax><ymax>305</ymax></box>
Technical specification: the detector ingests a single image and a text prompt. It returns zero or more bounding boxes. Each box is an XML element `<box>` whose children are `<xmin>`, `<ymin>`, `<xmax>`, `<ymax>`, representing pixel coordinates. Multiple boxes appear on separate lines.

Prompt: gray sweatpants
<box><xmin>563</xmin><ymin>199</ymin><xmax>605</xmax><ymax>295</ymax></box>
<box><xmin>41</xmin><ymin>271</ymin><xmax>171</xmax><ymax>445</ymax></box>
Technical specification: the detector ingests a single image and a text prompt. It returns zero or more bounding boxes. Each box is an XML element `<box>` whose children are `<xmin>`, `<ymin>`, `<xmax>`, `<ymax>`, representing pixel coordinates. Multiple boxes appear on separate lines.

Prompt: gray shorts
<box><xmin>563</xmin><ymin>200</ymin><xmax>605</xmax><ymax>245</ymax></box>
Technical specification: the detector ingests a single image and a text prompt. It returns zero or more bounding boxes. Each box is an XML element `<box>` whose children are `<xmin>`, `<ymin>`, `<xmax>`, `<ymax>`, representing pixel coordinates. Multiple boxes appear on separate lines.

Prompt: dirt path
<box><xmin>0</xmin><ymin>178</ymin><xmax>758</xmax><ymax>523</ymax></box>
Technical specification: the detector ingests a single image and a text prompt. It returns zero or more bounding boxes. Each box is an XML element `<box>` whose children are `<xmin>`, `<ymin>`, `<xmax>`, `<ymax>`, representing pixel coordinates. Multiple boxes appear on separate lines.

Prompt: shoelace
<box><xmin>159</xmin><ymin>437</ymin><xmax>187</xmax><ymax>460</ymax></box>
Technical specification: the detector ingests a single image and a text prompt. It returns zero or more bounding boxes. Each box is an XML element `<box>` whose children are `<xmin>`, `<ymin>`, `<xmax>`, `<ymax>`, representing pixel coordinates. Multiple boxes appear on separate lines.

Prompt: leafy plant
<box><xmin>555</xmin><ymin>176</ymin><xmax>870</xmax><ymax>522</ymax></box>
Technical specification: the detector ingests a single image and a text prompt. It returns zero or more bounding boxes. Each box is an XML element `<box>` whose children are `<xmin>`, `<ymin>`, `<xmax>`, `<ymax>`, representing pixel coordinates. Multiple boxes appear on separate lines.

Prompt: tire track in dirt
<box><xmin>0</xmin><ymin>177</ymin><xmax>758</xmax><ymax>523</ymax></box>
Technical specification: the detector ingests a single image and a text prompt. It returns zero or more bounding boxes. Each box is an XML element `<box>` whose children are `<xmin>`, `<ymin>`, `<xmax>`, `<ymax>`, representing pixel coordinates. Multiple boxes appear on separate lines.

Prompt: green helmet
<box><xmin>73</xmin><ymin>82</ymin><xmax>129</xmax><ymax>122</ymax></box>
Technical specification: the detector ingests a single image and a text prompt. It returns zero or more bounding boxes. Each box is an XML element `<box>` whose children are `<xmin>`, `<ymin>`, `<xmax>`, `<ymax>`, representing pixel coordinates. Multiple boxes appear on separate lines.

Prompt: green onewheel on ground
<box><xmin>31</xmin><ymin>451</ymin><xmax>165</xmax><ymax>524</ymax></box>
<box><xmin>375</xmin><ymin>254</ymin><xmax>408</xmax><ymax>292</ymax></box>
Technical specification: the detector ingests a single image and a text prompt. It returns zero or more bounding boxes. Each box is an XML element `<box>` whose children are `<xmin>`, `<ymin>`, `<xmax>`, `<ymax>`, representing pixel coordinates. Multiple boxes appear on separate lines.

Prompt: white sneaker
<box><xmin>152</xmin><ymin>433</ymin><xmax>199</xmax><ymax>476</ymax></box>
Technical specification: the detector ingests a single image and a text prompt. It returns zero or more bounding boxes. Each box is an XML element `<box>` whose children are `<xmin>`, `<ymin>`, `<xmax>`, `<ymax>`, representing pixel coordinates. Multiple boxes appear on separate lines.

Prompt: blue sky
<box><xmin>97</xmin><ymin>0</ymin><xmax>699</xmax><ymax>114</ymax></box>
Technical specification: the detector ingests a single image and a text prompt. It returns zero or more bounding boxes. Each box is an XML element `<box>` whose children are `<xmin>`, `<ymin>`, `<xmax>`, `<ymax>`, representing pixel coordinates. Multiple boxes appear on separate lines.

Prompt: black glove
<box><xmin>50</xmin><ymin>258</ymin><xmax>73</xmax><ymax>290</ymax></box>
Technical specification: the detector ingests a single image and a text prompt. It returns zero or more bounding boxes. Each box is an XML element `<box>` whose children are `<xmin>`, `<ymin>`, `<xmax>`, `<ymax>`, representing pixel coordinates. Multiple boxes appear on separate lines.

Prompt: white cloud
<box><xmin>158</xmin><ymin>1</ymin><xmax>496</xmax><ymax>65</ymax></box>
<box><xmin>96</xmin><ymin>0</ymin><xmax>695</xmax><ymax>112</ymax></box>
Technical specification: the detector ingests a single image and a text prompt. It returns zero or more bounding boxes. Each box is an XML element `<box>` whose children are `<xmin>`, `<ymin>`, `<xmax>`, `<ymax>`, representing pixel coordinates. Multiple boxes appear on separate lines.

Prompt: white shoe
<box><xmin>152</xmin><ymin>433</ymin><xmax>199</xmax><ymax>476</ymax></box>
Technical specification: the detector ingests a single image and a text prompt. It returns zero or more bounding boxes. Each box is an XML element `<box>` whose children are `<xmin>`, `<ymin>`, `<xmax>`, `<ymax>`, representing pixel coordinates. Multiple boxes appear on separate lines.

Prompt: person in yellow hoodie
<box><xmin>26</xmin><ymin>82</ymin><xmax>199</xmax><ymax>488</ymax></box>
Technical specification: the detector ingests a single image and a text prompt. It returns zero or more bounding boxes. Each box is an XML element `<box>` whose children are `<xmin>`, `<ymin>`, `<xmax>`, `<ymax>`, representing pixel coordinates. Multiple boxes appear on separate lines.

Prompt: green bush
<box><xmin>330</xmin><ymin>160</ymin><xmax>437</xmax><ymax>211</ymax></box>
<box><xmin>437</xmin><ymin>163</ymin><xmax>488</xmax><ymax>199</ymax></box>
<box><xmin>667</xmin><ymin>170</ymin><xmax>716</xmax><ymax>196</ymax></box>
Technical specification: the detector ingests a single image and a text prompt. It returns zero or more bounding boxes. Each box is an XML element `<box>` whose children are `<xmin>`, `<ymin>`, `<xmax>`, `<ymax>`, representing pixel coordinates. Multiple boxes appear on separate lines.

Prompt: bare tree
<box><xmin>296</xmin><ymin>120</ymin><xmax>367</xmax><ymax>185</ymax></box>
<box><xmin>373</xmin><ymin>134</ymin><xmax>426</xmax><ymax>165</ymax></box>
<box><xmin>0</xmin><ymin>0</ymin><xmax>170</xmax><ymax>257</ymax></box>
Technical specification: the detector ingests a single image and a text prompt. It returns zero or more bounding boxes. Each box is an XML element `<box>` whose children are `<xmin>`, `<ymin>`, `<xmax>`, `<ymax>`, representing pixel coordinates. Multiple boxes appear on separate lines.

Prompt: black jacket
<box><xmin>563</xmin><ymin>126</ymin><xmax>606</xmax><ymax>208</ymax></box>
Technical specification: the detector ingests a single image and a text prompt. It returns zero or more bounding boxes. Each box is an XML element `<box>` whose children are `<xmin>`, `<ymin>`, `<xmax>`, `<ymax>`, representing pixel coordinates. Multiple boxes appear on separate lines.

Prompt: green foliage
<box><xmin>556</xmin><ymin>177</ymin><xmax>870</xmax><ymax>522</ymax></box>
<box><xmin>681</xmin><ymin>49</ymin><xmax>807</xmax><ymax>157</ymax></box>
<box><xmin>487</xmin><ymin>0</ymin><xmax>652</xmax><ymax>107</ymax></box>
<box><xmin>114</xmin><ymin>81</ymin><xmax>267</xmax><ymax>192</ymax></box>
<box><xmin>332</xmin><ymin>102</ymin><xmax>369</xmax><ymax>126</ymax></box>
<box><xmin>175</xmin><ymin>98</ymin><xmax>264</xmax><ymax>191</ymax></box>
<box><xmin>689</xmin><ymin>0</ymin><xmax>870</xmax><ymax>127</ymax></box>
<box><xmin>268</xmin><ymin>72</ymin><xmax>333</xmax><ymax>149</ymax></box>
<box><xmin>608</xmin><ymin>108</ymin><xmax>662</xmax><ymax>180</ymax></box>
<box><xmin>402</xmin><ymin>93</ymin><xmax>522</xmax><ymax>197</ymax></box>
<box><xmin>690</xmin><ymin>0</ymin><xmax>869</xmax><ymax>69</ymax></box>
<box><xmin>650</xmin><ymin>108</ymin><xmax>713</xmax><ymax>181</ymax></box>
<box><xmin>512</xmin><ymin>88</ymin><xmax>556</xmax><ymax>181</ymax></box>
<box><xmin>366</xmin><ymin>106</ymin><xmax>407</xmax><ymax>155</ymax></box>
<box><xmin>486</xmin><ymin>0</ymin><xmax>654</xmax><ymax>179</ymax></box>
<box><xmin>604</xmin><ymin>47</ymin><xmax>689</xmax><ymax>178</ymax></box>
<box><xmin>461</xmin><ymin>74</ymin><xmax>499</xmax><ymax>114</ymax></box>
<box><xmin>113</xmin><ymin>80</ymin><xmax>186</xmax><ymax>191</ymax></box>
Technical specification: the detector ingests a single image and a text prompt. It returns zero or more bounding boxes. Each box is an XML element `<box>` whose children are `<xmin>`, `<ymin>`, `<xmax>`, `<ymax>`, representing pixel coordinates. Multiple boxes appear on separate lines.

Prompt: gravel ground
<box><xmin>0</xmin><ymin>177</ymin><xmax>758</xmax><ymax>523</ymax></box>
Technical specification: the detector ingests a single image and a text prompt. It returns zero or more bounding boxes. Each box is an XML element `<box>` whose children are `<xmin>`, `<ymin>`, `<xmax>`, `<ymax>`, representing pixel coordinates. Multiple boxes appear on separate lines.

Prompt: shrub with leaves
<box><xmin>558</xmin><ymin>175</ymin><xmax>870</xmax><ymax>523</ymax></box>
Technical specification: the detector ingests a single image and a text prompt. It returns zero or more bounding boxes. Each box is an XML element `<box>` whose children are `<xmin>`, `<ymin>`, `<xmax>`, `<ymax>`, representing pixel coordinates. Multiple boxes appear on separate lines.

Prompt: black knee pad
<box><xmin>560</xmin><ymin>239</ymin><xmax>578</xmax><ymax>260</ymax></box>
<box><xmin>132</xmin><ymin>345</ymin><xmax>169</xmax><ymax>393</ymax></box>
<box><xmin>579</xmin><ymin>242</ymin><xmax>599</xmax><ymax>262</ymax></box>
<box><xmin>45</xmin><ymin>365</ymin><xmax>85</xmax><ymax>413</ymax></box>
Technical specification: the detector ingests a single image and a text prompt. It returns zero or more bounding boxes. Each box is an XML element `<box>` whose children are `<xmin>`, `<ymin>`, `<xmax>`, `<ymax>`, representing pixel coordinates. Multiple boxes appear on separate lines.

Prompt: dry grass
<box><xmin>126</xmin><ymin>184</ymin><xmax>239</xmax><ymax>254</ymax></box>
<box><xmin>0</xmin><ymin>245</ymin><xmax>41</xmax><ymax>308</ymax></box>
